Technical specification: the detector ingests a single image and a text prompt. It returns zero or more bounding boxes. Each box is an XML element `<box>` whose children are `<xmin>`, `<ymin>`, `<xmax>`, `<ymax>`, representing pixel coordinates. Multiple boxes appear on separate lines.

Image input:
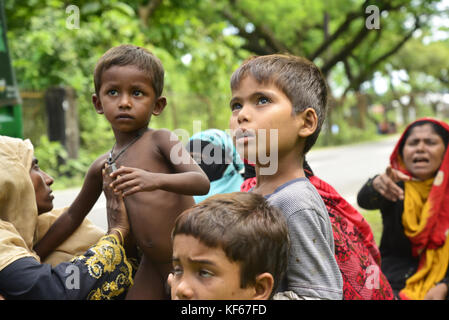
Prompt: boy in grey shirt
<box><xmin>229</xmin><ymin>54</ymin><xmax>343</xmax><ymax>299</ymax></box>
<box><xmin>267</xmin><ymin>178</ymin><xmax>341</xmax><ymax>299</ymax></box>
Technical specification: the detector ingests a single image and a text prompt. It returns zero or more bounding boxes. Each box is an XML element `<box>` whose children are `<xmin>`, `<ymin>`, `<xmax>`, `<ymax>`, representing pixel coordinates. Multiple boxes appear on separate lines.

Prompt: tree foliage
<box><xmin>5</xmin><ymin>0</ymin><xmax>449</xmax><ymax>187</ymax></box>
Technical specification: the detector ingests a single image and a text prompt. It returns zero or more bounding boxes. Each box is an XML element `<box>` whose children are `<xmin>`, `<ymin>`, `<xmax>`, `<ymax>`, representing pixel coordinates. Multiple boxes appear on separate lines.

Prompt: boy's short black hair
<box><xmin>172</xmin><ymin>192</ymin><xmax>289</xmax><ymax>297</ymax></box>
<box><xmin>94</xmin><ymin>44</ymin><xmax>164</xmax><ymax>98</ymax></box>
<box><xmin>230</xmin><ymin>54</ymin><xmax>328</xmax><ymax>154</ymax></box>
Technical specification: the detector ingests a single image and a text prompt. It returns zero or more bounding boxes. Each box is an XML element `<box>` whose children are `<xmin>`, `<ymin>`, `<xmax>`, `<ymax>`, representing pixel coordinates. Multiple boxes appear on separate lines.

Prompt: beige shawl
<box><xmin>0</xmin><ymin>135</ymin><xmax>103</xmax><ymax>271</ymax></box>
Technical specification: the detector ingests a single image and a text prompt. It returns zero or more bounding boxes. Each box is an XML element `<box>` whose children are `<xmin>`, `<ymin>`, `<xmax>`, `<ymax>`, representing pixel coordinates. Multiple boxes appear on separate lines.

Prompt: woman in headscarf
<box><xmin>357</xmin><ymin>118</ymin><xmax>449</xmax><ymax>300</ymax></box>
<box><xmin>0</xmin><ymin>135</ymin><xmax>134</xmax><ymax>299</ymax></box>
<box><xmin>187</xmin><ymin>129</ymin><xmax>244</xmax><ymax>203</ymax></box>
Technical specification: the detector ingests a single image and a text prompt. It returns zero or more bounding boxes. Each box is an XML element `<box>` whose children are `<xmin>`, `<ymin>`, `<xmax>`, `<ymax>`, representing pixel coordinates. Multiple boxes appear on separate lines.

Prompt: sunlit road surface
<box><xmin>53</xmin><ymin>135</ymin><xmax>399</xmax><ymax>231</ymax></box>
<box><xmin>307</xmin><ymin>135</ymin><xmax>399</xmax><ymax>205</ymax></box>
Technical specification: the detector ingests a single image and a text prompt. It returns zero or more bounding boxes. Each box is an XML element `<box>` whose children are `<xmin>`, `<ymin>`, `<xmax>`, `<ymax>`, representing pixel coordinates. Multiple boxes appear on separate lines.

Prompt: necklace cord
<box><xmin>108</xmin><ymin>132</ymin><xmax>144</xmax><ymax>165</ymax></box>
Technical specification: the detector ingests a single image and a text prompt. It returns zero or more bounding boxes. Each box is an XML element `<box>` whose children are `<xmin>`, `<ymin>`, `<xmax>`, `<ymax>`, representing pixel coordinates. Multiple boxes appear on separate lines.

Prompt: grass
<box><xmin>360</xmin><ymin>209</ymin><xmax>383</xmax><ymax>246</ymax></box>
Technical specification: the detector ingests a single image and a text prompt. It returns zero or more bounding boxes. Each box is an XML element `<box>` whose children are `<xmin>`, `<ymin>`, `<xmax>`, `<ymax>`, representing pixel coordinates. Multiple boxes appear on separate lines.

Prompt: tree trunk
<box><xmin>355</xmin><ymin>91</ymin><xmax>367</xmax><ymax>129</ymax></box>
<box><xmin>44</xmin><ymin>86</ymin><xmax>79</xmax><ymax>159</ymax></box>
<box><xmin>64</xmin><ymin>87</ymin><xmax>79</xmax><ymax>159</ymax></box>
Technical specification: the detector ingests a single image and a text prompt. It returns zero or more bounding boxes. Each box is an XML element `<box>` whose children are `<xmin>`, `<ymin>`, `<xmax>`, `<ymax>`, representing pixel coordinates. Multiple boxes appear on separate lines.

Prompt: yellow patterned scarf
<box><xmin>400</xmin><ymin>179</ymin><xmax>449</xmax><ymax>300</ymax></box>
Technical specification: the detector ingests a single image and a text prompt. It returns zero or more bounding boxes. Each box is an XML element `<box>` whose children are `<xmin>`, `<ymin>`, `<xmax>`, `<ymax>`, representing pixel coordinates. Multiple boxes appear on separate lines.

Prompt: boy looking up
<box><xmin>229</xmin><ymin>54</ymin><xmax>343</xmax><ymax>299</ymax></box>
<box><xmin>34</xmin><ymin>45</ymin><xmax>210</xmax><ymax>299</ymax></box>
<box><xmin>168</xmin><ymin>192</ymin><xmax>289</xmax><ymax>300</ymax></box>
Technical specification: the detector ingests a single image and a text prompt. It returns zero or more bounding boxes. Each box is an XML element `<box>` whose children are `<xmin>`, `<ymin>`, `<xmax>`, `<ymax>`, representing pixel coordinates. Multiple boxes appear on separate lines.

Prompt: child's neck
<box><xmin>253</xmin><ymin>154</ymin><xmax>305</xmax><ymax>196</ymax></box>
<box><xmin>113</xmin><ymin>127</ymin><xmax>149</xmax><ymax>147</ymax></box>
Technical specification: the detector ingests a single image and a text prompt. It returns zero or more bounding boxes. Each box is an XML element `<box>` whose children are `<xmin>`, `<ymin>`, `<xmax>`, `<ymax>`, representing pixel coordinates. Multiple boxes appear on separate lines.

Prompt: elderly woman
<box><xmin>0</xmin><ymin>135</ymin><xmax>134</xmax><ymax>299</ymax></box>
<box><xmin>357</xmin><ymin>118</ymin><xmax>449</xmax><ymax>300</ymax></box>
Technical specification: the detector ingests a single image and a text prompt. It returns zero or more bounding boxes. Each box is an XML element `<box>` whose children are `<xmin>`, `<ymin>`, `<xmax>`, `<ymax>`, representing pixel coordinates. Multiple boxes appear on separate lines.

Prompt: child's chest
<box><xmin>111</xmin><ymin>136</ymin><xmax>173</xmax><ymax>174</ymax></box>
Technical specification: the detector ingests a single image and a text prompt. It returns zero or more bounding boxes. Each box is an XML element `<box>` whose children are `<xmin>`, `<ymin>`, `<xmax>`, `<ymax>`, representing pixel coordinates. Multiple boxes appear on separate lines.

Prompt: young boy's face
<box><xmin>168</xmin><ymin>234</ymin><xmax>257</xmax><ymax>300</ymax></box>
<box><xmin>229</xmin><ymin>75</ymin><xmax>301</xmax><ymax>164</ymax></box>
<box><xmin>93</xmin><ymin>65</ymin><xmax>165</xmax><ymax>133</ymax></box>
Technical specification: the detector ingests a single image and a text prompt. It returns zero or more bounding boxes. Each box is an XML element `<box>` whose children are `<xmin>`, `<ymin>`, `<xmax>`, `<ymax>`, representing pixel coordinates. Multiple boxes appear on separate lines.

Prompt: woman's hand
<box><xmin>424</xmin><ymin>283</ymin><xmax>448</xmax><ymax>300</ymax></box>
<box><xmin>372</xmin><ymin>166</ymin><xmax>410</xmax><ymax>202</ymax></box>
<box><xmin>103</xmin><ymin>164</ymin><xmax>130</xmax><ymax>242</ymax></box>
<box><xmin>109</xmin><ymin>166</ymin><xmax>161</xmax><ymax>197</ymax></box>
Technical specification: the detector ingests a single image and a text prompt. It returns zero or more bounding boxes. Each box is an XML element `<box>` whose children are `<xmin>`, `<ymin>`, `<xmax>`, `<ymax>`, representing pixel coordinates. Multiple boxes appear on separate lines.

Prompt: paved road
<box><xmin>53</xmin><ymin>135</ymin><xmax>399</xmax><ymax>231</ymax></box>
<box><xmin>306</xmin><ymin>135</ymin><xmax>399</xmax><ymax>205</ymax></box>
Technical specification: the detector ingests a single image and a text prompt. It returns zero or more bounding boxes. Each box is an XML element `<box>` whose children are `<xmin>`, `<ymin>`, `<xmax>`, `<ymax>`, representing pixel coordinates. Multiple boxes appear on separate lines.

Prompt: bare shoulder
<box><xmin>150</xmin><ymin>128</ymin><xmax>179</xmax><ymax>144</ymax></box>
<box><xmin>148</xmin><ymin>128</ymin><xmax>182</xmax><ymax>153</ymax></box>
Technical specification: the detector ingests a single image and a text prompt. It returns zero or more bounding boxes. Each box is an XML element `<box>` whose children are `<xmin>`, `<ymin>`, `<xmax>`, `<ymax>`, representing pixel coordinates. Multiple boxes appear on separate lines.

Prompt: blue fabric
<box><xmin>194</xmin><ymin>164</ymin><xmax>244</xmax><ymax>203</ymax></box>
<box><xmin>189</xmin><ymin>129</ymin><xmax>244</xmax><ymax>203</ymax></box>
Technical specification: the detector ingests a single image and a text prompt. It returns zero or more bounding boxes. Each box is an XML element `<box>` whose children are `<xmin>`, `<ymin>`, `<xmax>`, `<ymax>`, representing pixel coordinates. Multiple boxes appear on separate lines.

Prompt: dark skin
<box><xmin>34</xmin><ymin>65</ymin><xmax>210</xmax><ymax>299</ymax></box>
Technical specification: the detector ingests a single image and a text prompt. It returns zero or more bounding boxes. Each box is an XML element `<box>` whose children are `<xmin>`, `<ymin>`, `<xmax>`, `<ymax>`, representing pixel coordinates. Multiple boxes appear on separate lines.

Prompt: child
<box><xmin>34</xmin><ymin>45</ymin><xmax>210</xmax><ymax>299</ymax></box>
<box><xmin>167</xmin><ymin>192</ymin><xmax>289</xmax><ymax>300</ymax></box>
<box><xmin>229</xmin><ymin>54</ymin><xmax>343</xmax><ymax>299</ymax></box>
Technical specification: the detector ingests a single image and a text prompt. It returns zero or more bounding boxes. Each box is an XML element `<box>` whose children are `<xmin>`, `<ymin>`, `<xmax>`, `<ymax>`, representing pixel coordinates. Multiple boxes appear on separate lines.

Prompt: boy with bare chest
<box><xmin>34</xmin><ymin>45</ymin><xmax>210</xmax><ymax>299</ymax></box>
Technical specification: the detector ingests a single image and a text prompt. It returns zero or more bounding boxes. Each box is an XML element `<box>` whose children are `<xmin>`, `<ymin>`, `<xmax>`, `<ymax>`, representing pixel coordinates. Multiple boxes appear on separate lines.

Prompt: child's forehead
<box><xmin>231</xmin><ymin>74</ymin><xmax>285</xmax><ymax>97</ymax></box>
<box><xmin>232</xmin><ymin>73</ymin><xmax>280</xmax><ymax>92</ymax></box>
<box><xmin>101</xmin><ymin>64</ymin><xmax>152</xmax><ymax>82</ymax></box>
<box><xmin>173</xmin><ymin>234</ymin><xmax>231</xmax><ymax>262</ymax></box>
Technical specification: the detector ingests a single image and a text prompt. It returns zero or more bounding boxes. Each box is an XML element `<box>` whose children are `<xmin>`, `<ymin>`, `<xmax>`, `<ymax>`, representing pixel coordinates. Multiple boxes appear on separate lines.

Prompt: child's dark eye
<box><xmin>256</xmin><ymin>96</ymin><xmax>270</xmax><ymax>105</ymax></box>
<box><xmin>107</xmin><ymin>90</ymin><xmax>118</xmax><ymax>96</ymax></box>
<box><xmin>133</xmin><ymin>90</ymin><xmax>143</xmax><ymax>97</ymax></box>
<box><xmin>230</xmin><ymin>102</ymin><xmax>243</xmax><ymax>111</ymax></box>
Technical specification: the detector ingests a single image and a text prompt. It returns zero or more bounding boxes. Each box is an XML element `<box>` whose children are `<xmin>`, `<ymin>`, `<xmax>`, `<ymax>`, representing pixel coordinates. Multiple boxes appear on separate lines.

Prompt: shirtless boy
<box><xmin>34</xmin><ymin>45</ymin><xmax>210</xmax><ymax>299</ymax></box>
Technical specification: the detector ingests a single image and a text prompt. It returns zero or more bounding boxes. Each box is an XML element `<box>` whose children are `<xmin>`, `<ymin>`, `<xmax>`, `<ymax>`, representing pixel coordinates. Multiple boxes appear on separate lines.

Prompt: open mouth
<box><xmin>413</xmin><ymin>157</ymin><xmax>429</xmax><ymax>164</ymax></box>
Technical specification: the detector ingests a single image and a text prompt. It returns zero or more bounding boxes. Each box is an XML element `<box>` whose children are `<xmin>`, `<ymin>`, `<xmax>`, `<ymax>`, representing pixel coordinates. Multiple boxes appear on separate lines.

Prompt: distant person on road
<box><xmin>0</xmin><ymin>135</ymin><xmax>134</xmax><ymax>299</ymax></box>
<box><xmin>167</xmin><ymin>192</ymin><xmax>289</xmax><ymax>300</ymax></box>
<box><xmin>241</xmin><ymin>160</ymin><xmax>395</xmax><ymax>300</ymax></box>
<box><xmin>33</xmin><ymin>45</ymin><xmax>210</xmax><ymax>300</ymax></box>
<box><xmin>186</xmin><ymin>129</ymin><xmax>244</xmax><ymax>203</ymax></box>
<box><xmin>229</xmin><ymin>54</ymin><xmax>343</xmax><ymax>299</ymax></box>
<box><xmin>357</xmin><ymin>118</ymin><xmax>449</xmax><ymax>300</ymax></box>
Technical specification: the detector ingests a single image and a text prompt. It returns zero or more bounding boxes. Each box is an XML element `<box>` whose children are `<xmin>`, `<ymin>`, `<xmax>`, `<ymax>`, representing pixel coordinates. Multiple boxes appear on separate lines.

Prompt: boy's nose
<box><xmin>119</xmin><ymin>94</ymin><xmax>132</xmax><ymax>109</ymax></box>
<box><xmin>174</xmin><ymin>278</ymin><xmax>194</xmax><ymax>300</ymax></box>
<box><xmin>237</xmin><ymin>104</ymin><xmax>251</xmax><ymax>124</ymax></box>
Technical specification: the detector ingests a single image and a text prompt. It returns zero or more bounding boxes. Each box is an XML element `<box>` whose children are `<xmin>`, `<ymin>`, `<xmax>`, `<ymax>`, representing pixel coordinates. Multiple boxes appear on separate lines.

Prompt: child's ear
<box><xmin>253</xmin><ymin>273</ymin><xmax>274</xmax><ymax>300</ymax></box>
<box><xmin>152</xmin><ymin>96</ymin><xmax>167</xmax><ymax>116</ymax></box>
<box><xmin>92</xmin><ymin>94</ymin><xmax>104</xmax><ymax>114</ymax></box>
<box><xmin>297</xmin><ymin>107</ymin><xmax>318</xmax><ymax>138</ymax></box>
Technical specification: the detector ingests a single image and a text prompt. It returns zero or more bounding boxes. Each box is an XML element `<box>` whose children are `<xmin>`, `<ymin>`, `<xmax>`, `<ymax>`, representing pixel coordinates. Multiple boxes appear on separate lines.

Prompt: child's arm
<box><xmin>109</xmin><ymin>129</ymin><xmax>210</xmax><ymax>197</ymax></box>
<box><xmin>33</xmin><ymin>157</ymin><xmax>105</xmax><ymax>260</ymax></box>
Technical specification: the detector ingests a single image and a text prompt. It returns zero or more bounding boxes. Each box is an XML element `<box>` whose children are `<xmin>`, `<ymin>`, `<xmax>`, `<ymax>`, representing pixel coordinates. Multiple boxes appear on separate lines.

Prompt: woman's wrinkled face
<box><xmin>402</xmin><ymin>123</ymin><xmax>446</xmax><ymax>181</ymax></box>
<box><xmin>29</xmin><ymin>158</ymin><xmax>54</xmax><ymax>214</ymax></box>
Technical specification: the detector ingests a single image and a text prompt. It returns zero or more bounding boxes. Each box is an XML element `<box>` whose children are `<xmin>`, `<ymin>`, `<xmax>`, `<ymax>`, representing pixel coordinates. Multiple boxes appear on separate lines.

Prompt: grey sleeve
<box><xmin>281</xmin><ymin>208</ymin><xmax>343</xmax><ymax>300</ymax></box>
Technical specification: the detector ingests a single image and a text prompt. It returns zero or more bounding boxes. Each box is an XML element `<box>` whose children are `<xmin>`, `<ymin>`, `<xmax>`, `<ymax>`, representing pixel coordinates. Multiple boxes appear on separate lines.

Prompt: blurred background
<box><xmin>1</xmin><ymin>0</ymin><xmax>449</xmax><ymax>191</ymax></box>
